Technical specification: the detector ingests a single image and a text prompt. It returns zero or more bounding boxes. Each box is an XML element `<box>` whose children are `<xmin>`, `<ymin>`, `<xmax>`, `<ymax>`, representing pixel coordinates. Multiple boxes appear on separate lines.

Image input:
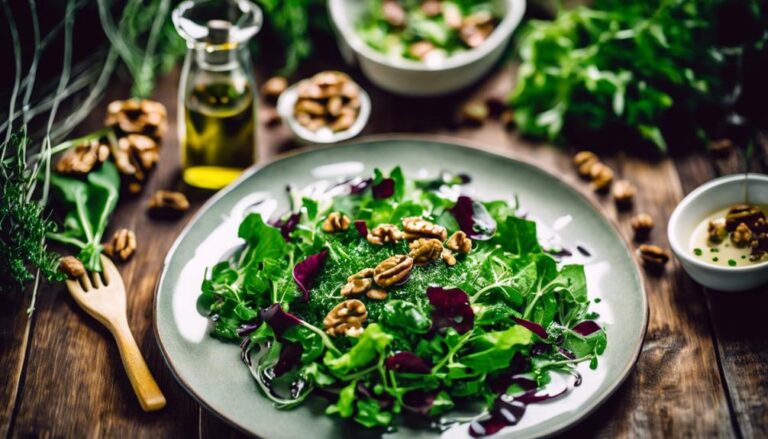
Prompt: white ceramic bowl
<box><xmin>276</xmin><ymin>79</ymin><xmax>371</xmax><ymax>144</ymax></box>
<box><xmin>668</xmin><ymin>173</ymin><xmax>768</xmax><ymax>291</ymax></box>
<box><xmin>328</xmin><ymin>0</ymin><xmax>526</xmax><ymax>96</ymax></box>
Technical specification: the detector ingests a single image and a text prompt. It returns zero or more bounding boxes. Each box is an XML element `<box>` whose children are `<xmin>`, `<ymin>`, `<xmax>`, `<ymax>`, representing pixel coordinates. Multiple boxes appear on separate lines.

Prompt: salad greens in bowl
<box><xmin>155</xmin><ymin>137</ymin><xmax>646</xmax><ymax>439</ymax></box>
<box><xmin>198</xmin><ymin>167</ymin><xmax>607</xmax><ymax>435</ymax></box>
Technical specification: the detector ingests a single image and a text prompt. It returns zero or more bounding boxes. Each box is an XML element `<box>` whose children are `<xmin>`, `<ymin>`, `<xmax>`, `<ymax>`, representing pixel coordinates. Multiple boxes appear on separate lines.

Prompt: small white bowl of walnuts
<box><xmin>277</xmin><ymin>71</ymin><xmax>371</xmax><ymax>144</ymax></box>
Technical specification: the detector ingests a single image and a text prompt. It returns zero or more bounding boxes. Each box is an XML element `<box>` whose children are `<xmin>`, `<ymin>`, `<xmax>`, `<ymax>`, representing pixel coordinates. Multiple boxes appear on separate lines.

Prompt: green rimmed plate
<box><xmin>154</xmin><ymin>137</ymin><xmax>647</xmax><ymax>438</ymax></box>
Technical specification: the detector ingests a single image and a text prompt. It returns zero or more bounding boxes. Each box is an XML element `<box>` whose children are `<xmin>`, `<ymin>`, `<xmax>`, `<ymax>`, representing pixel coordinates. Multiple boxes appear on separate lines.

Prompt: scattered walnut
<box><xmin>374</xmin><ymin>255</ymin><xmax>414</xmax><ymax>287</ymax></box>
<box><xmin>148</xmin><ymin>190</ymin><xmax>190</xmax><ymax>219</ymax></box>
<box><xmin>589</xmin><ymin>162</ymin><xmax>614</xmax><ymax>192</ymax></box>
<box><xmin>261</xmin><ymin>76</ymin><xmax>288</xmax><ymax>102</ymax></box>
<box><xmin>113</xmin><ymin>134</ymin><xmax>160</xmax><ymax>194</ymax></box>
<box><xmin>442</xmin><ymin>249</ymin><xmax>457</xmax><ymax>266</ymax></box>
<box><xmin>408</xmin><ymin>238</ymin><xmax>444</xmax><ymax>265</ymax></box>
<box><xmin>421</xmin><ymin>0</ymin><xmax>441</xmax><ymax>16</ymax></box>
<box><xmin>573</xmin><ymin>151</ymin><xmax>600</xmax><ymax>180</ymax></box>
<box><xmin>460</xmin><ymin>11</ymin><xmax>495</xmax><ymax>48</ymax></box>
<box><xmin>708</xmin><ymin>138</ymin><xmax>733</xmax><ymax>159</ymax></box>
<box><xmin>731</xmin><ymin>223</ymin><xmax>753</xmax><ymax>248</ymax></box>
<box><xmin>637</xmin><ymin>244</ymin><xmax>670</xmax><ymax>273</ymax></box>
<box><xmin>707</xmin><ymin>219</ymin><xmax>728</xmax><ymax>244</ymax></box>
<box><xmin>105</xmin><ymin>99</ymin><xmax>167</xmax><ymax>140</ymax></box>
<box><xmin>367</xmin><ymin>224</ymin><xmax>403</xmax><ymax>245</ymax></box>
<box><xmin>500</xmin><ymin>108</ymin><xmax>515</xmax><ymax>128</ymax></box>
<box><xmin>103</xmin><ymin>228</ymin><xmax>136</xmax><ymax>262</ymax></box>
<box><xmin>59</xmin><ymin>256</ymin><xmax>85</xmax><ymax>279</ymax></box>
<box><xmin>446</xmin><ymin>231</ymin><xmax>472</xmax><ymax>254</ymax></box>
<box><xmin>55</xmin><ymin>139</ymin><xmax>110</xmax><ymax>175</ymax></box>
<box><xmin>322</xmin><ymin>212</ymin><xmax>351</xmax><ymax>233</ymax></box>
<box><xmin>612</xmin><ymin>180</ymin><xmax>636</xmax><ymax>210</ymax></box>
<box><xmin>293</xmin><ymin>71</ymin><xmax>361</xmax><ymax>133</ymax></box>
<box><xmin>402</xmin><ymin>217</ymin><xmax>447</xmax><ymax>241</ymax></box>
<box><xmin>460</xmin><ymin>101</ymin><xmax>489</xmax><ymax>126</ymax></box>
<box><xmin>382</xmin><ymin>0</ymin><xmax>405</xmax><ymax>26</ymax></box>
<box><xmin>725</xmin><ymin>204</ymin><xmax>765</xmax><ymax>231</ymax></box>
<box><xmin>324</xmin><ymin>299</ymin><xmax>368</xmax><ymax>337</ymax></box>
<box><xmin>630</xmin><ymin>213</ymin><xmax>654</xmax><ymax>241</ymax></box>
<box><xmin>341</xmin><ymin>268</ymin><xmax>375</xmax><ymax>297</ymax></box>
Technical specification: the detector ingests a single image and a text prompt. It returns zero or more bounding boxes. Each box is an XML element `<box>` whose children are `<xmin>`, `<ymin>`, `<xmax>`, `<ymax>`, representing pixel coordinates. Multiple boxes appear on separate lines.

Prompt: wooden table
<box><xmin>2</xmin><ymin>60</ymin><xmax>767</xmax><ymax>438</ymax></box>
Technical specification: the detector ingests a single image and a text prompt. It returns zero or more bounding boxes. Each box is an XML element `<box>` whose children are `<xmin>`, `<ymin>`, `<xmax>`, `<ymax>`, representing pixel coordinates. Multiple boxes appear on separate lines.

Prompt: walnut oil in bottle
<box><xmin>173</xmin><ymin>1</ymin><xmax>262</xmax><ymax>190</ymax></box>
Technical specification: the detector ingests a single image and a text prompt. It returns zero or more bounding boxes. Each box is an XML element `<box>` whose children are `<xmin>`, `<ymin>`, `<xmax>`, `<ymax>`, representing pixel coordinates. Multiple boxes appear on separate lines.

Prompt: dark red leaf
<box><xmin>385</xmin><ymin>352</ymin><xmax>432</xmax><ymax>374</ymax></box>
<box><xmin>349</xmin><ymin>177</ymin><xmax>372</xmax><ymax>194</ymax></box>
<box><xmin>259</xmin><ymin>303</ymin><xmax>301</xmax><ymax>338</ymax></box>
<box><xmin>402</xmin><ymin>389</ymin><xmax>438</xmax><ymax>415</ymax></box>
<box><xmin>293</xmin><ymin>250</ymin><xmax>328</xmax><ymax>301</ymax></box>
<box><xmin>572</xmin><ymin>320</ymin><xmax>601</xmax><ymax>336</ymax></box>
<box><xmin>512</xmin><ymin>317</ymin><xmax>548</xmax><ymax>339</ymax></box>
<box><xmin>355</xmin><ymin>220</ymin><xmax>368</xmax><ymax>238</ymax></box>
<box><xmin>273</xmin><ymin>342</ymin><xmax>303</xmax><ymax>377</ymax></box>
<box><xmin>427</xmin><ymin>286</ymin><xmax>474</xmax><ymax>334</ymax></box>
<box><xmin>372</xmin><ymin>178</ymin><xmax>395</xmax><ymax>199</ymax></box>
<box><xmin>450</xmin><ymin>195</ymin><xmax>497</xmax><ymax>240</ymax></box>
<box><xmin>270</xmin><ymin>212</ymin><xmax>301</xmax><ymax>241</ymax></box>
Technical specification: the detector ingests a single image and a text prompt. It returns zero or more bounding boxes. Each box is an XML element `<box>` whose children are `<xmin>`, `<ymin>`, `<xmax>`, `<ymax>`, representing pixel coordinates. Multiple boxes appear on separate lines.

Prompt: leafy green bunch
<box><xmin>199</xmin><ymin>168</ymin><xmax>606</xmax><ymax>430</ymax></box>
<box><xmin>510</xmin><ymin>0</ymin><xmax>759</xmax><ymax>154</ymax></box>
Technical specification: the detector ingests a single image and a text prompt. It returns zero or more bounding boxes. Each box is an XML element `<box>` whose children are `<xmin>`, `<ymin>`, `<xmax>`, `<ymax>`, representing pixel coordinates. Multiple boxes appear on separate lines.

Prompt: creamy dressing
<box><xmin>689</xmin><ymin>206</ymin><xmax>768</xmax><ymax>267</ymax></box>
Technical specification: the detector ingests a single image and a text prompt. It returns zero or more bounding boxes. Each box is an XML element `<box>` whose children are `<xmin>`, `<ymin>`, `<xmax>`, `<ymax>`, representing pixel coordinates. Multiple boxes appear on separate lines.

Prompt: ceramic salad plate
<box><xmin>154</xmin><ymin>137</ymin><xmax>647</xmax><ymax>438</ymax></box>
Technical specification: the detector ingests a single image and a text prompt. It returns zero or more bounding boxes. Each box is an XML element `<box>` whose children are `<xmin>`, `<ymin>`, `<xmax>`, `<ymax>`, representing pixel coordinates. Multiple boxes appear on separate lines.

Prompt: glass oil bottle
<box><xmin>173</xmin><ymin>0</ymin><xmax>262</xmax><ymax>190</ymax></box>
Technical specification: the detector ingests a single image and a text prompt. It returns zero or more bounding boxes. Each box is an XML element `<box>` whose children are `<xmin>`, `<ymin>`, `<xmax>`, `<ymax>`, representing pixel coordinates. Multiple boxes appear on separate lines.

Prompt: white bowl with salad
<box><xmin>328</xmin><ymin>0</ymin><xmax>526</xmax><ymax>96</ymax></box>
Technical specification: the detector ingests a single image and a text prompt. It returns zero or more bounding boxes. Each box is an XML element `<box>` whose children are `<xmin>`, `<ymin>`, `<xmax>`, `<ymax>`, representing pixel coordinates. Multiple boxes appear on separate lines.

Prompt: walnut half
<box><xmin>402</xmin><ymin>217</ymin><xmax>447</xmax><ymax>241</ymax></box>
<box><xmin>408</xmin><ymin>238</ymin><xmax>443</xmax><ymax>265</ymax></box>
<box><xmin>103</xmin><ymin>228</ymin><xmax>136</xmax><ymax>262</ymax></box>
<box><xmin>446</xmin><ymin>231</ymin><xmax>472</xmax><ymax>254</ymax></box>
<box><xmin>367</xmin><ymin>224</ymin><xmax>403</xmax><ymax>245</ymax></box>
<box><xmin>374</xmin><ymin>255</ymin><xmax>413</xmax><ymax>287</ymax></box>
<box><xmin>55</xmin><ymin>139</ymin><xmax>110</xmax><ymax>175</ymax></box>
<box><xmin>323</xmin><ymin>212</ymin><xmax>351</xmax><ymax>233</ymax></box>
<box><xmin>324</xmin><ymin>299</ymin><xmax>367</xmax><ymax>337</ymax></box>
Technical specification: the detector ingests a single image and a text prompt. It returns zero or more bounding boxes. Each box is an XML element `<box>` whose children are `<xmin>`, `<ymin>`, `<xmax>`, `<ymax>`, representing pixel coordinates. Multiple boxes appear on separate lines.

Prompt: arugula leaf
<box><xmin>238</xmin><ymin>213</ymin><xmax>286</xmax><ymax>262</ymax></box>
<box><xmin>381</xmin><ymin>300</ymin><xmax>431</xmax><ymax>333</ymax></box>
<box><xmin>325</xmin><ymin>380</ymin><xmax>356</xmax><ymax>418</ymax></box>
<box><xmin>355</xmin><ymin>398</ymin><xmax>393</xmax><ymax>427</ymax></box>
<box><xmin>324</xmin><ymin>324</ymin><xmax>393</xmax><ymax>376</ymax></box>
<box><xmin>459</xmin><ymin>326</ymin><xmax>533</xmax><ymax>373</ymax></box>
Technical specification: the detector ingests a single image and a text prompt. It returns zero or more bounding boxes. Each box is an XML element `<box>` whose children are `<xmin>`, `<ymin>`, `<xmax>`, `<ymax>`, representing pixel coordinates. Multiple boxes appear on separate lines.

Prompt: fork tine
<box><xmin>101</xmin><ymin>255</ymin><xmax>119</xmax><ymax>285</ymax></box>
<box><xmin>65</xmin><ymin>278</ymin><xmax>84</xmax><ymax>297</ymax></box>
<box><xmin>91</xmin><ymin>271</ymin><xmax>102</xmax><ymax>288</ymax></box>
<box><xmin>79</xmin><ymin>272</ymin><xmax>93</xmax><ymax>291</ymax></box>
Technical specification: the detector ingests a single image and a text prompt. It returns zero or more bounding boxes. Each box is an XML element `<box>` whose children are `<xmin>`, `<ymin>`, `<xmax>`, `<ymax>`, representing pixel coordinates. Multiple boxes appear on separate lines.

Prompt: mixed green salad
<box><xmin>198</xmin><ymin>168</ymin><xmax>607</xmax><ymax>436</ymax></box>
<box><xmin>356</xmin><ymin>0</ymin><xmax>501</xmax><ymax>62</ymax></box>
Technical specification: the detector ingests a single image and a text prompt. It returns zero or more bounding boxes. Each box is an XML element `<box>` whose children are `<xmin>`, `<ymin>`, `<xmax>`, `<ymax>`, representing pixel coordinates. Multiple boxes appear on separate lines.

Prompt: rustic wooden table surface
<box><xmin>2</xmin><ymin>58</ymin><xmax>767</xmax><ymax>438</ymax></box>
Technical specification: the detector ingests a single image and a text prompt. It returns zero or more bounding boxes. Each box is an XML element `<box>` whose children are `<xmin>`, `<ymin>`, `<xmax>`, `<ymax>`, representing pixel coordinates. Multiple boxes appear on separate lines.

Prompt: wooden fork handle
<box><xmin>110</xmin><ymin>319</ymin><xmax>167</xmax><ymax>411</ymax></box>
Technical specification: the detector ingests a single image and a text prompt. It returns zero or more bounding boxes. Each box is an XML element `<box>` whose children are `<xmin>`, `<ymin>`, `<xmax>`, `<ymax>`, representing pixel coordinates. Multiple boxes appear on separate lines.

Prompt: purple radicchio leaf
<box><xmin>572</xmin><ymin>320</ymin><xmax>601</xmax><ymax>336</ymax></box>
<box><xmin>512</xmin><ymin>317</ymin><xmax>548</xmax><ymax>339</ymax></box>
<box><xmin>270</xmin><ymin>212</ymin><xmax>301</xmax><ymax>241</ymax></box>
<box><xmin>469</xmin><ymin>395</ymin><xmax>526</xmax><ymax>437</ymax></box>
<box><xmin>372</xmin><ymin>178</ymin><xmax>395</xmax><ymax>199</ymax></box>
<box><xmin>450</xmin><ymin>195</ymin><xmax>497</xmax><ymax>240</ymax></box>
<box><xmin>427</xmin><ymin>286</ymin><xmax>474</xmax><ymax>334</ymax></box>
<box><xmin>385</xmin><ymin>352</ymin><xmax>432</xmax><ymax>374</ymax></box>
<box><xmin>273</xmin><ymin>342</ymin><xmax>303</xmax><ymax>377</ymax></box>
<box><xmin>488</xmin><ymin>375</ymin><xmax>537</xmax><ymax>395</ymax></box>
<box><xmin>356</xmin><ymin>382</ymin><xmax>394</xmax><ymax>410</ymax></box>
<box><xmin>259</xmin><ymin>303</ymin><xmax>301</xmax><ymax>339</ymax></box>
<box><xmin>349</xmin><ymin>177</ymin><xmax>372</xmax><ymax>194</ymax></box>
<box><xmin>402</xmin><ymin>389</ymin><xmax>438</xmax><ymax>415</ymax></box>
<box><xmin>236</xmin><ymin>318</ymin><xmax>262</xmax><ymax>337</ymax></box>
<box><xmin>293</xmin><ymin>250</ymin><xmax>328</xmax><ymax>301</ymax></box>
<box><xmin>355</xmin><ymin>220</ymin><xmax>368</xmax><ymax>238</ymax></box>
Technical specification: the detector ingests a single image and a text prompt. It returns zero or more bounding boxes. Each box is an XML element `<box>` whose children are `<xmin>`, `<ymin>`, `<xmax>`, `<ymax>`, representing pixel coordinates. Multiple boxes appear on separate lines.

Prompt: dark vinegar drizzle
<box><xmin>576</xmin><ymin>245</ymin><xmax>592</xmax><ymax>257</ymax></box>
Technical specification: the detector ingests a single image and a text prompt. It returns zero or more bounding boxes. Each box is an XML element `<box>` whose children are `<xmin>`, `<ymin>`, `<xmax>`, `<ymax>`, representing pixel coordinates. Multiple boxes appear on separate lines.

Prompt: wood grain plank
<box><xmin>9</xmin><ymin>72</ymin><xmax>200</xmax><ymax>438</ymax></box>
<box><xmin>0</xmin><ymin>291</ymin><xmax>33</xmax><ymax>437</ymax></box>
<box><xmin>674</xmin><ymin>136</ymin><xmax>768</xmax><ymax>438</ymax></box>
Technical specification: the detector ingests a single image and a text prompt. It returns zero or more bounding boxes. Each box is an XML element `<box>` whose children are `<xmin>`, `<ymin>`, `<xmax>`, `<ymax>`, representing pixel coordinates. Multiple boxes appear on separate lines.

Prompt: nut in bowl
<box><xmin>668</xmin><ymin>173</ymin><xmax>768</xmax><ymax>292</ymax></box>
<box><xmin>277</xmin><ymin>71</ymin><xmax>371</xmax><ymax>144</ymax></box>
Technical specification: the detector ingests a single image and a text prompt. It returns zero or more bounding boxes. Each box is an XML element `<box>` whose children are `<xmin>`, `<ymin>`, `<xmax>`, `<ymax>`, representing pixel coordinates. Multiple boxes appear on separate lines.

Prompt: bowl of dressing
<box><xmin>668</xmin><ymin>173</ymin><xmax>768</xmax><ymax>291</ymax></box>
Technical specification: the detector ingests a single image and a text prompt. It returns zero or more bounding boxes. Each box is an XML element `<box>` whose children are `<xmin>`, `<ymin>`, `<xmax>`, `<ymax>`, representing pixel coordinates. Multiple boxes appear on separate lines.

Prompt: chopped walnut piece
<box><xmin>366</xmin><ymin>288</ymin><xmax>388</xmax><ymax>301</ymax></box>
<box><xmin>408</xmin><ymin>41</ymin><xmax>435</xmax><ymax>60</ymax></box>
<box><xmin>637</xmin><ymin>244</ymin><xmax>670</xmax><ymax>273</ymax></box>
<box><xmin>293</xmin><ymin>71</ymin><xmax>361</xmax><ymax>133</ymax></box>
<box><xmin>374</xmin><ymin>255</ymin><xmax>414</xmax><ymax>287</ymax></box>
<box><xmin>59</xmin><ymin>256</ymin><xmax>85</xmax><ymax>279</ymax></box>
<box><xmin>589</xmin><ymin>162</ymin><xmax>614</xmax><ymax>192</ymax></box>
<box><xmin>324</xmin><ymin>299</ymin><xmax>368</xmax><ymax>337</ymax></box>
<box><xmin>460</xmin><ymin>11</ymin><xmax>494</xmax><ymax>48</ymax></box>
<box><xmin>105</xmin><ymin>99</ymin><xmax>167</xmax><ymax>140</ymax></box>
<box><xmin>708</xmin><ymin>138</ymin><xmax>733</xmax><ymax>159</ymax></box>
<box><xmin>573</xmin><ymin>151</ymin><xmax>601</xmax><ymax>180</ymax></box>
<box><xmin>442</xmin><ymin>249</ymin><xmax>457</xmax><ymax>266</ymax></box>
<box><xmin>367</xmin><ymin>224</ymin><xmax>403</xmax><ymax>245</ymax></box>
<box><xmin>460</xmin><ymin>101</ymin><xmax>489</xmax><ymax>126</ymax></box>
<box><xmin>55</xmin><ymin>139</ymin><xmax>110</xmax><ymax>175</ymax></box>
<box><xmin>612</xmin><ymin>180</ymin><xmax>636</xmax><ymax>210</ymax></box>
<box><xmin>382</xmin><ymin>0</ymin><xmax>405</xmax><ymax>26</ymax></box>
<box><xmin>402</xmin><ymin>217</ymin><xmax>447</xmax><ymax>241</ymax></box>
<box><xmin>341</xmin><ymin>268</ymin><xmax>375</xmax><ymax>297</ymax></box>
<box><xmin>707</xmin><ymin>219</ymin><xmax>728</xmax><ymax>244</ymax></box>
<box><xmin>446</xmin><ymin>231</ymin><xmax>472</xmax><ymax>254</ymax></box>
<box><xmin>113</xmin><ymin>134</ymin><xmax>160</xmax><ymax>194</ymax></box>
<box><xmin>409</xmin><ymin>238</ymin><xmax>444</xmax><ymax>265</ymax></box>
<box><xmin>725</xmin><ymin>204</ymin><xmax>765</xmax><ymax>231</ymax></box>
<box><xmin>323</xmin><ymin>212</ymin><xmax>351</xmax><ymax>233</ymax></box>
<box><xmin>630</xmin><ymin>213</ymin><xmax>654</xmax><ymax>241</ymax></box>
<box><xmin>148</xmin><ymin>190</ymin><xmax>190</xmax><ymax>219</ymax></box>
<box><xmin>731</xmin><ymin>223</ymin><xmax>753</xmax><ymax>248</ymax></box>
<box><xmin>103</xmin><ymin>228</ymin><xmax>137</xmax><ymax>262</ymax></box>
<box><xmin>261</xmin><ymin>76</ymin><xmax>288</xmax><ymax>102</ymax></box>
<box><xmin>421</xmin><ymin>0</ymin><xmax>441</xmax><ymax>16</ymax></box>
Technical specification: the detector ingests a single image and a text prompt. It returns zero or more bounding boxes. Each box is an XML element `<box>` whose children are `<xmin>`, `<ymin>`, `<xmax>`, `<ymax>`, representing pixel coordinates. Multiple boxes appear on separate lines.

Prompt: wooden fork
<box><xmin>65</xmin><ymin>255</ymin><xmax>166</xmax><ymax>411</ymax></box>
